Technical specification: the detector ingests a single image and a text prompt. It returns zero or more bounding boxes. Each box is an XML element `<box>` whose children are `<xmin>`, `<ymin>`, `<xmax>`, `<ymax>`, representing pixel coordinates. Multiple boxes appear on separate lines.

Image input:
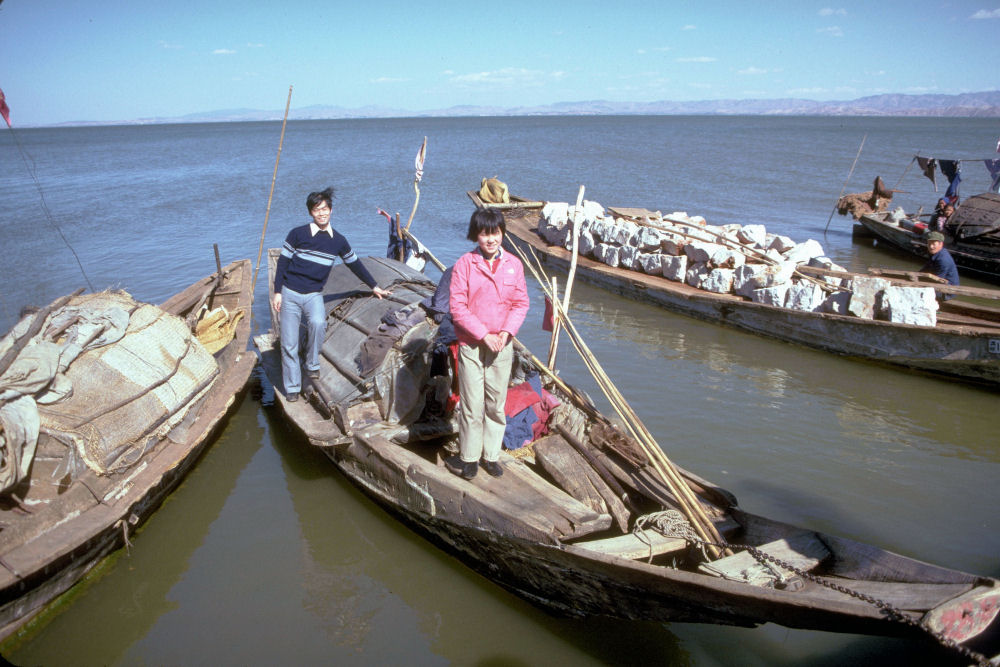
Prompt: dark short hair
<box><xmin>306</xmin><ymin>187</ymin><xmax>335</xmax><ymax>212</ymax></box>
<box><xmin>466</xmin><ymin>208</ymin><xmax>505</xmax><ymax>242</ymax></box>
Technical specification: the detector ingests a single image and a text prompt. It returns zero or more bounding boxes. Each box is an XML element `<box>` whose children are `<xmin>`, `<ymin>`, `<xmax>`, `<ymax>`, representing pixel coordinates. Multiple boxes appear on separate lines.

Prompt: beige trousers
<box><xmin>457</xmin><ymin>342</ymin><xmax>513</xmax><ymax>464</ymax></box>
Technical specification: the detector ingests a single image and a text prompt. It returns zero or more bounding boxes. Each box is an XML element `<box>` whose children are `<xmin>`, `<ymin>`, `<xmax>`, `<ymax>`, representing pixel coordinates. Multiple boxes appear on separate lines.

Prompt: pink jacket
<box><xmin>449</xmin><ymin>248</ymin><xmax>529</xmax><ymax>347</ymax></box>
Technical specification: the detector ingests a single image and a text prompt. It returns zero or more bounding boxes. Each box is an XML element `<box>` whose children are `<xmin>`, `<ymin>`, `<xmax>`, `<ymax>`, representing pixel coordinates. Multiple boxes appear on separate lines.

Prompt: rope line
<box><xmin>5</xmin><ymin>127</ymin><xmax>95</xmax><ymax>291</ymax></box>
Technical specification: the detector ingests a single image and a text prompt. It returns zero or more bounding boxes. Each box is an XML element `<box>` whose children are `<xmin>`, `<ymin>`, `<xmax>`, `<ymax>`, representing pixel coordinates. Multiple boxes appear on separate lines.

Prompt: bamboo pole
<box><xmin>252</xmin><ymin>85</ymin><xmax>293</xmax><ymax>298</ymax></box>
<box><xmin>511</xmin><ymin>240</ymin><xmax>730</xmax><ymax>558</ymax></box>
<box><xmin>546</xmin><ymin>276</ymin><xmax>560</xmax><ymax>367</ymax></box>
<box><xmin>547</xmin><ymin>186</ymin><xmax>586</xmax><ymax>369</ymax></box>
<box><xmin>825</xmin><ymin>133</ymin><xmax>867</xmax><ymax>233</ymax></box>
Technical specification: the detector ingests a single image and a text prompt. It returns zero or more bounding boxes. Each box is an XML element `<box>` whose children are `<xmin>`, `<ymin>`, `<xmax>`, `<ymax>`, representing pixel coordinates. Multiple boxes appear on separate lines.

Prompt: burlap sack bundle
<box><xmin>38</xmin><ymin>296</ymin><xmax>218</xmax><ymax>475</ymax></box>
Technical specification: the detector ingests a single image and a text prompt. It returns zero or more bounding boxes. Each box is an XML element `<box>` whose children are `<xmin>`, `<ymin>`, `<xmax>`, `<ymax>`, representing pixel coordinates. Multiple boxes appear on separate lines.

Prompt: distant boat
<box><xmin>0</xmin><ymin>258</ymin><xmax>256</xmax><ymax>641</ymax></box>
<box><xmin>851</xmin><ymin>192</ymin><xmax>1000</xmax><ymax>283</ymax></box>
<box><xmin>467</xmin><ymin>190</ymin><xmax>1000</xmax><ymax>388</ymax></box>
<box><xmin>254</xmin><ymin>253</ymin><xmax>1000</xmax><ymax>664</ymax></box>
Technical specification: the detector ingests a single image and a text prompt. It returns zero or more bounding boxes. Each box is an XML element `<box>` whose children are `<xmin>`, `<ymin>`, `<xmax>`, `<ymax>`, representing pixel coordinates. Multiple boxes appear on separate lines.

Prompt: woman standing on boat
<box><xmin>446</xmin><ymin>208</ymin><xmax>529</xmax><ymax>480</ymax></box>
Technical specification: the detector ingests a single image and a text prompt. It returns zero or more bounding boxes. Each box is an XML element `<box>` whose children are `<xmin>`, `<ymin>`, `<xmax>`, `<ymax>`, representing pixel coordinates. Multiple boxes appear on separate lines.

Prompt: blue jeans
<box><xmin>279</xmin><ymin>286</ymin><xmax>325</xmax><ymax>394</ymax></box>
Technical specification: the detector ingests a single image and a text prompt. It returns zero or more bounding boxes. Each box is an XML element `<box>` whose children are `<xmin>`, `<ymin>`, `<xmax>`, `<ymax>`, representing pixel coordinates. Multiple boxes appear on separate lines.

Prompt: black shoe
<box><xmin>306</xmin><ymin>368</ymin><xmax>320</xmax><ymax>379</ymax></box>
<box><xmin>444</xmin><ymin>455</ymin><xmax>477</xmax><ymax>480</ymax></box>
<box><xmin>480</xmin><ymin>459</ymin><xmax>503</xmax><ymax>478</ymax></box>
<box><xmin>286</xmin><ymin>392</ymin><xmax>299</xmax><ymax>403</ymax></box>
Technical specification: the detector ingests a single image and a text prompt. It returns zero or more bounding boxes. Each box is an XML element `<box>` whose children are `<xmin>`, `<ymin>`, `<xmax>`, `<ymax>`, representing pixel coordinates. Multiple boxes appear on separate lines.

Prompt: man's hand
<box><xmin>271</xmin><ymin>293</ymin><xmax>282</xmax><ymax>312</ymax></box>
<box><xmin>372</xmin><ymin>286</ymin><xmax>392</xmax><ymax>299</ymax></box>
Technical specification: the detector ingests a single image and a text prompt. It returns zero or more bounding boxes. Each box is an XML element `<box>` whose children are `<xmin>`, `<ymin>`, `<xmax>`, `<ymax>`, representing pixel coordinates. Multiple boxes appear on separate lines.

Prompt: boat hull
<box><xmin>501</xmin><ymin>212</ymin><xmax>1000</xmax><ymax>386</ymax></box>
<box><xmin>0</xmin><ymin>259</ymin><xmax>256</xmax><ymax>642</ymax></box>
<box><xmin>857</xmin><ymin>212</ymin><xmax>1000</xmax><ymax>282</ymax></box>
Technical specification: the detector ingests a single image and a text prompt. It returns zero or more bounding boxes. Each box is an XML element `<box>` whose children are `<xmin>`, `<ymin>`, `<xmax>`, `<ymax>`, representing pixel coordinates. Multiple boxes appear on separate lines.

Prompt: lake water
<box><xmin>2</xmin><ymin>116</ymin><xmax>999</xmax><ymax>665</ymax></box>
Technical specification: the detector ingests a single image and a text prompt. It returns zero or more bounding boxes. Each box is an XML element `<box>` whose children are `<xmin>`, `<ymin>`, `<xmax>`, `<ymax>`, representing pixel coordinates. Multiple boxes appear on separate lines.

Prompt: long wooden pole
<box><xmin>824</xmin><ymin>133</ymin><xmax>867</xmax><ymax>233</ymax></box>
<box><xmin>547</xmin><ymin>186</ymin><xmax>586</xmax><ymax>368</ymax></box>
<box><xmin>511</xmin><ymin>239</ymin><xmax>729</xmax><ymax>558</ymax></box>
<box><xmin>252</xmin><ymin>85</ymin><xmax>293</xmax><ymax>298</ymax></box>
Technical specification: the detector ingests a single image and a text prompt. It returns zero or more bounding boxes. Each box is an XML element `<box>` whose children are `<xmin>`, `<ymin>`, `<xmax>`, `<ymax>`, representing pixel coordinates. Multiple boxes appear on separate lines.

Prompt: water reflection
<box><xmin>7</xmin><ymin>394</ymin><xmax>262</xmax><ymax>664</ymax></box>
<box><xmin>266</xmin><ymin>399</ymin><xmax>693</xmax><ymax>665</ymax></box>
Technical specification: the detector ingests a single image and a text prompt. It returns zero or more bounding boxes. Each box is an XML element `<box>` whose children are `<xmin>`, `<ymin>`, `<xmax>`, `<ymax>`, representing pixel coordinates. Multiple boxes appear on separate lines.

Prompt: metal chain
<box><xmin>636</xmin><ymin>510</ymin><xmax>992</xmax><ymax>667</ymax></box>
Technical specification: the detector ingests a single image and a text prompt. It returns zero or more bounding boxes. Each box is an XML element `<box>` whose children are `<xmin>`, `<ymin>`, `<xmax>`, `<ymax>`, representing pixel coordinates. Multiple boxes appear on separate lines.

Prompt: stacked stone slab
<box><xmin>536</xmin><ymin>201</ymin><xmax>939</xmax><ymax>327</ymax></box>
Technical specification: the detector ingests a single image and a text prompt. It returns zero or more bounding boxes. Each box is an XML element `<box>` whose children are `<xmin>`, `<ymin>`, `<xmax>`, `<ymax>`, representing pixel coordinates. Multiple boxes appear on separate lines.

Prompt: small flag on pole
<box><xmin>996</xmin><ymin>136</ymin><xmax>999</xmax><ymax>153</ymax></box>
<box><xmin>414</xmin><ymin>136</ymin><xmax>427</xmax><ymax>183</ymax></box>
<box><xmin>0</xmin><ymin>87</ymin><xmax>11</xmax><ymax>127</ymax></box>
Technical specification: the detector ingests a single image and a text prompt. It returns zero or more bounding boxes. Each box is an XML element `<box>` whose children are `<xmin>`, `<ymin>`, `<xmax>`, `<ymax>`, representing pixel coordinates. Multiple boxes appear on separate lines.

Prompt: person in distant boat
<box><xmin>920</xmin><ymin>231</ymin><xmax>959</xmax><ymax>299</ymax></box>
<box><xmin>272</xmin><ymin>186</ymin><xmax>391</xmax><ymax>402</ymax></box>
<box><xmin>445</xmin><ymin>208</ymin><xmax>529</xmax><ymax>480</ymax></box>
<box><xmin>929</xmin><ymin>202</ymin><xmax>955</xmax><ymax>233</ymax></box>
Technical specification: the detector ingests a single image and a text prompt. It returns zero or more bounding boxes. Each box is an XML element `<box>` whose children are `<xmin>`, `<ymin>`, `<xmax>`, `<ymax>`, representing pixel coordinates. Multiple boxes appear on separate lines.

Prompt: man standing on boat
<box><xmin>920</xmin><ymin>231</ymin><xmax>959</xmax><ymax>299</ymax></box>
<box><xmin>272</xmin><ymin>187</ymin><xmax>391</xmax><ymax>402</ymax></box>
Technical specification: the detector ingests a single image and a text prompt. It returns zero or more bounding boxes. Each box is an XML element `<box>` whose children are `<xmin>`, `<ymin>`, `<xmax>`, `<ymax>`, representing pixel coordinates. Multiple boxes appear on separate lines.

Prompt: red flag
<box><xmin>0</xmin><ymin>87</ymin><xmax>10</xmax><ymax>127</ymax></box>
<box><xmin>542</xmin><ymin>296</ymin><xmax>554</xmax><ymax>331</ymax></box>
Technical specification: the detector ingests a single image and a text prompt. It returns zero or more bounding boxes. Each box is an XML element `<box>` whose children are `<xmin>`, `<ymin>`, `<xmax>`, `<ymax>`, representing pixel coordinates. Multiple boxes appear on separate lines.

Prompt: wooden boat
<box><xmin>253</xmin><ymin>252</ymin><xmax>1000</xmax><ymax>663</ymax></box>
<box><xmin>467</xmin><ymin>191</ymin><xmax>1000</xmax><ymax>388</ymax></box>
<box><xmin>854</xmin><ymin>193</ymin><xmax>1000</xmax><ymax>283</ymax></box>
<box><xmin>0</xmin><ymin>258</ymin><xmax>256</xmax><ymax>641</ymax></box>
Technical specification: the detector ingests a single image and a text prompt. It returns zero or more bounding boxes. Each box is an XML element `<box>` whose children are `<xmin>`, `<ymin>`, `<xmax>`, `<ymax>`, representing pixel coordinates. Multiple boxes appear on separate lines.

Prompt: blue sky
<box><xmin>1</xmin><ymin>1</ymin><xmax>998</xmax><ymax>125</ymax></box>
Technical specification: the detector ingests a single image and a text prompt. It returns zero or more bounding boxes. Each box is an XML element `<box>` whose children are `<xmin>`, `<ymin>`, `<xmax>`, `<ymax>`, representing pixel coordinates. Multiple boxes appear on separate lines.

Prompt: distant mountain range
<box><xmin>59</xmin><ymin>91</ymin><xmax>1000</xmax><ymax>126</ymax></box>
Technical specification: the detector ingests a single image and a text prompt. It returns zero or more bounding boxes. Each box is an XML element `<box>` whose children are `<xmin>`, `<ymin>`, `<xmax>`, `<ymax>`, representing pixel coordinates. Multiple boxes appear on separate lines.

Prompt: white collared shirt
<box><xmin>310</xmin><ymin>222</ymin><xmax>334</xmax><ymax>237</ymax></box>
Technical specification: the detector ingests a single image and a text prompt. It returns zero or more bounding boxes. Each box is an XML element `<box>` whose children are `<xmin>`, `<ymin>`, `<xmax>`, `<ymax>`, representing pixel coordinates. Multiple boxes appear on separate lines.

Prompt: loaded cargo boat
<box><xmin>467</xmin><ymin>188</ymin><xmax>1000</xmax><ymax>388</ymax></box>
<box><xmin>254</xmin><ymin>252</ymin><xmax>1000</xmax><ymax>664</ymax></box>
<box><xmin>0</xmin><ymin>257</ymin><xmax>256</xmax><ymax>641</ymax></box>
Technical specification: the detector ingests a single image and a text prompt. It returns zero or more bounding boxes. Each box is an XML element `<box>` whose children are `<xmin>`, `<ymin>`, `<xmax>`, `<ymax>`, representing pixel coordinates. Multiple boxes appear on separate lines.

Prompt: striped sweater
<box><xmin>273</xmin><ymin>223</ymin><xmax>378</xmax><ymax>295</ymax></box>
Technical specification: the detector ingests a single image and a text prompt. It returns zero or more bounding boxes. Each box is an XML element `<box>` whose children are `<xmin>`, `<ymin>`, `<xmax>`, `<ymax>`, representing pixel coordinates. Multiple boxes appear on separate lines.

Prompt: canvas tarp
<box><xmin>0</xmin><ymin>291</ymin><xmax>218</xmax><ymax>493</ymax></box>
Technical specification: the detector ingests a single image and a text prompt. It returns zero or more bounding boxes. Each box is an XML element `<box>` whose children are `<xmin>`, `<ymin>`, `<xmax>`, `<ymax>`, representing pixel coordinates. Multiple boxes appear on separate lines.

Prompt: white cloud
<box><xmin>449</xmin><ymin>68</ymin><xmax>562</xmax><ymax>87</ymax></box>
<box><xmin>817</xmin><ymin>26</ymin><xmax>844</xmax><ymax>37</ymax></box>
<box><xmin>970</xmin><ymin>9</ymin><xmax>1000</xmax><ymax>18</ymax></box>
<box><xmin>372</xmin><ymin>77</ymin><xmax>408</xmax><ymax>84</ymax></box>
<box><xmin>738</xmin><ymin>66</ymin><xmax>767</xmax><ymax>75</ymax></box>
<box><xmin>787</xmin><ymin>86</ymin><xmax>830</xmax><ymax>95</ymax></box>
<box><xmin>682</xmin><ymin>24</ymin><xmax>696</xmax><ymax>30</ymax></box>
<box><xmin>159</xmin><ymin>41</ymin><xmax>183</xmax><ymax>50</ymax></box>
<box><xmin>246</xmin><ymin>43</ymin><xmax>265</xmax><ymax>48</ymax></box>
<box><xmin>675</xmin><ymin>56</ymin><xmax>717</xmax><ymax>63</ymax></box>
<box><xmin>819</xmin><ymin>8</ymin><xmax>847</xmax><ymax>16</ymax></box>
<box><xmin>212</xmin><ymin>49</ymin><xmax>236</xmax><ymax>55</ymax></box>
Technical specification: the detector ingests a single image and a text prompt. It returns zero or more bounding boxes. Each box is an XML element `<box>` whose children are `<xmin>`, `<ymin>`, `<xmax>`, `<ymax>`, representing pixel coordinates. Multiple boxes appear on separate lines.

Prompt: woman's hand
<box><xmin>482</xmin><ymin>331</ymin><xmax>509</xmax><ymax>353</ymax></box>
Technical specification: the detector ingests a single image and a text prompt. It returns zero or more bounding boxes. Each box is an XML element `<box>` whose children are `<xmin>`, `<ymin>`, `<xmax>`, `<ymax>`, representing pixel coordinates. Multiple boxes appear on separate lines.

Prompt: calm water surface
<box><xmin>1</xmin><ymin>116</ymin><xmax>998</xmax><ymax>665</ymax></box>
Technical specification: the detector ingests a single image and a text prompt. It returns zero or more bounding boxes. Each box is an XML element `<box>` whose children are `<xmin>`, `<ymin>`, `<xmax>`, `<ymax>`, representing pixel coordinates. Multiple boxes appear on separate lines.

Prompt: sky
<box><xmin>1</xmin><ymin>1</ymin><xmax>998</xmax><ymax>126</ymax></box>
